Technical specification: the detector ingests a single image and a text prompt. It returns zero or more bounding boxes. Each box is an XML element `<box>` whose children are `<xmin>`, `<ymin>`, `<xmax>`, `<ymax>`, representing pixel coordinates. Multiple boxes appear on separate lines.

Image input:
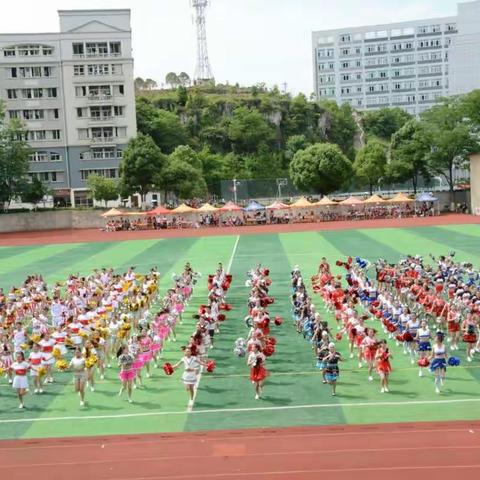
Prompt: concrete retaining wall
<box><xmin>0</xmin><ymin>210</ymin><xmax>106</xmax><ymax>233</ymax></box>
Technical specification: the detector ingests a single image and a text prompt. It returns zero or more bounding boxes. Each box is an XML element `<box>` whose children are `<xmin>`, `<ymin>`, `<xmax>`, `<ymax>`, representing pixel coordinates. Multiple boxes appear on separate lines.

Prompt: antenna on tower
<box><xmin>191</xmin><ymin>0</ymin><xmax>214</xmax><ymax>84</ymax></box>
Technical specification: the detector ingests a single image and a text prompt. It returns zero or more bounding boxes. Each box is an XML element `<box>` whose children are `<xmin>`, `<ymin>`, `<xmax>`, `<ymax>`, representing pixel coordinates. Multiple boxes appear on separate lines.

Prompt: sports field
<box><xmin>1</xmin><ymin>223</ymin><xmax>480</xmax><ymax>442</ymax></box>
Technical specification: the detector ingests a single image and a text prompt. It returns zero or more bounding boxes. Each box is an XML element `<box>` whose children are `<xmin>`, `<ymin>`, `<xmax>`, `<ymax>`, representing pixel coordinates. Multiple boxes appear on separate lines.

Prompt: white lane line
<box><xmin>2</xmin><ymin>397</ymin><xmax>480</xmax><ymax>424</ymax></box>
<box><xmin>187</xmin><ymin>235</ymin><xmax>240</xmax><ymax>413</ymax></box>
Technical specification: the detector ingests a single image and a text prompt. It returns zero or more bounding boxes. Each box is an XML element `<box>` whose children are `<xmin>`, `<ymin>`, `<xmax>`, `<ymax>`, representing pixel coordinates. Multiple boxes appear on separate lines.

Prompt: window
<box><xmin>3</xmin><ymin>48</ymin><xmax>16</xmax><ymax>57</ymax></box>
<box><xmin>7</xmin><ymin>89</ymin><xmax>17</xmax><ymax>99</ymax></box>
<box><xmin>86</xmin><ymin>42</ymin><xmax>108</xmax><ymax>56</ymax></box>
<box><xmin>340</xmin><ymin>34</ymin><xmax>351</xmax><ymax>43</ymax></box>
<box><xmin>50</xmin><ymin>153</ymin><xmax>61</xmax><ymax>161</ymax></box>
<box><xmin>111</xmin><ymin>64</ymin><xmax>123</xmax><ymax>75</ymax></box>
<box><xmin>29</xmin><ymin>151</ymin><xmax>61</xmax><ymax>162</ymax></box>
<box><xmin>88</xmin><ymin>64</ymin><xmax>110</xmax><ymax>76</ymax></box>
<box><xmin>74</xmin><ymin>65</ymin><xmax>85</xmax><ymax>76</ymax></box>
<box><xmin>80</xmin><ymin>168</ymin><xmax>118</xmax><ymax>180</ymax></box>
<box><xmin>52</xmin><ymin>130</ymin><xmax>61</xmax><ymax>140</ymax></box>
<box><xmin>46</xmin><ymin>88</ymin><xmax>57</xmax><ymax>98</ymax></box>
<box><xmin>114</xmin><ymin>106</ymin><xmax>124</xmax><ymax>116</ymax></box>
<box><xmin>73</xmin><ymin>43</ymin><xmax>84</xmax><ymax>55</ymax></box>
<box><xmin>76</xmin><ymin>86</ymin><xmax>87</xmax><ymax>97</ymax></box>
<box><xmin>342</xmin><ymin>48</ymin><xmax>350</xmax><ymax>55</ymax></box>
<box><xmin>109</xmin><ymin>42</ymin><xmax>121</xmax><ymax>55</ymax></box>
<box><xmin>9</xmin><ymin>67</ymin><xmax>17</xmax><ymax>78</ymax></box>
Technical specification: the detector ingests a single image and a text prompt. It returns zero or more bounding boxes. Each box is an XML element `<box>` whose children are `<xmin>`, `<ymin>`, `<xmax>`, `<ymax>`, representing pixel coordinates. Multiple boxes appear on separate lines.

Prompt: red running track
<box><xmin>0</xmin><ymin>214</ymin><xmax>478</xmax><ymax>246</ymax></box>
<box><xmin>1</xmin><ymin>421</ymin><xmax>479</xmax><ymax>480</ymax></box>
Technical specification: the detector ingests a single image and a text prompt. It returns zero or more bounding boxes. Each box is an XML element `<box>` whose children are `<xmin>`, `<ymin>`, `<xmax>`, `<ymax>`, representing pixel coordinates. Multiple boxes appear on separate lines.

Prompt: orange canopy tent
<box><xmin>197</xmin><ymin>203</ymin><xmax>218</xmax><ymax>212</ymax></box>
<box><xmin>387</xmin><ymin>192</ymin><xmax>414</xmax><ymax>203</ymax></box>
<box><xmin>363</xmin><ymin>194</ymin><xmax>386</xmax><ymax>204</ymax></box>
<box><xmin>101</xmin><ymin>208</ymin><xmax>124</xmax><ymax>218</ymax></box>
<box><xmin>123</xmin><ymin>211</ymin><xmax>148</xmax><ymax>216</ymax></box>
<box><xmin>171</xmin><ymin>203</ymin><xmax>197</xmax><ymax>214</ymax></box>
<box><xmin>266</xmin><ymin>200</ymin><xmax>290</xmax><ymax>210</ymax></box>
<box><xmin>313</xmin><ymin>196</ymin><xmax>337</xmax><ymax>206</ymax></box>
<box><xmin>219</xmin><ymin>201</ymin><xmax>243</xmax><ymax>212</ymax></box>
<box><xmin>290</xmin><ymin>196</ymin><xmax>314</xmax><ymax>208</ymax></box>
<box><xmin>147</xmin><ymin>205</ymin><xmax>172</xmax><ymax>215</ymax></box>
<box><xmin>340</xmin><ymin>196</ymin><xmax>363</xmax><ymax>205</ymax></box>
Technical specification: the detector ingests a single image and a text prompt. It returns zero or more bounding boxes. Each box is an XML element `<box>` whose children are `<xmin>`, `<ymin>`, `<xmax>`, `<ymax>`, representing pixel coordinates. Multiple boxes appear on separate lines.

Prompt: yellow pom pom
<box><xmin>55</xmin><ymin>360</ymin><xmax>68</xmax><ymax>371</ymax></box>
<box><xmin>30</xmin><ymin>334</ymin><xmax>41</xmax><ymax>344</ymax></box>
<box><xmin>121</xmin><ymin>323</ymin><xmax>131</xmax><ymax>331</ymax></box>
<box><xmin>20</xmin><ymin>343</ymin><xmax>28</xmax><ymax>351</ymax></box>
<box><xmin>85</xmin><ymin>355</ymin><xmax>98</xmax><ymax>369</ymax></box>
<box><xmin>79</xmin><ymin>331</ymin><xmax>89</xmax><ymax>338</ymax></box>
<box><xmin>52</xmin><ymin>347</ymin><xmax>62</xmax><ymax>359</ymax></box>
<box><xmin>37</xmin><ymin>366</ymin><xmax>47</xmax><ymax>377</ymax></box>
<box><xmin>0</xmin><ymin>367</ymin><xmax>5</xmax><ymax>376</ymax></box>
<box><xmin>65</xmin><ymin>337</ymin><xmax>73</xmax><ymax>346</ymax></box>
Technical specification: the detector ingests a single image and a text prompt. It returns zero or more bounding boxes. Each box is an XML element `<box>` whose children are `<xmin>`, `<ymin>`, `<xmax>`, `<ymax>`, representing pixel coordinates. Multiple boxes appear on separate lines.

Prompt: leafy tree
<box><xmin>421</xmin><ymin>97</ymin><xmax>480</xmax><ymax>202</ymax></box>
<box><xmin>353</xmin><ymin>140</ymin><xmax>388</xmax><ymax>194</ymax></box>
<box><xmin>165</xmin><ymin>72</ymin><xmax>180</xmax><ymax>89</ymax></box>
<box><xmin>285</xmin><ymin>134</ymin><xmax>309</xmax><ymax>161</ymax></box>
<box><xmin>460</xmin><ymin>89</ymin><xmax>480</xmax><ymax>127</ymax></box>
<box><xmin>160</xmin><ymin>157</ymin><xmax>207</xmax><ymax>199</ymax></box>
<box><xmin>144</xmin><ymin>78</ymin><xmax>158</xmax><ymax>90</ymax></box>
<box><xmin>134</xmin><ymin>77</ymin><xmax>146</xmax><ymax>91</ymax></box>
<box><xmin>20</xmin><ymin>177</ymin><xmax>50</xmax><ymax>207</ymax></box>
<box><xmin>228</xmin><ymin>107</ymin><xmax>276</xmax><ymax>154</ymax></box>
<box><xmin>320</xmin><ymin>101</ymin><xmax>357</xmax><ymax>159</ymax></box>
<box><xmin>389</xmin><ymin>119</ymin><xmax>430</xmax><ymax>193</ymax></box>
<box><xmin>86</xmin><ymin>174</ymin><xmax>119</xmax><ymax>206</ymax></box>
<box><xmin>178</xmin><ymin>72</ymin><xmax>191</xmax><ymax>87</ymax></box>
<box><xmin>0</xmin><ymin>106</ymin><xmax>31</xmax><ymax>210</ymax></box>
<box><xmin>119</xmin><ymin>133</ymin><xmax>167</xmax><ymax>206</ymax></box>
<box><xmin>244</xmin><ymin>147</ymin><xmax>284</xmax><ymax>179</ymax></box>
<box><xmin>289</xmin><ymin>143</ymin><xmax>352</xmax><ymax>195</ymax></box>
<box><xmin>177</xmin><ymin>85</ymin><xmax>188</xmax><ymax>106</ymax></box>
<box><xmin>362</xmin><ymin>108</ymin><xmax>412</xmax><ymax>141</ymax></box>
<box><xmin>168</xmin><ymin>145</ymin><xmax>202</xmax><ymax>170</ymax></box>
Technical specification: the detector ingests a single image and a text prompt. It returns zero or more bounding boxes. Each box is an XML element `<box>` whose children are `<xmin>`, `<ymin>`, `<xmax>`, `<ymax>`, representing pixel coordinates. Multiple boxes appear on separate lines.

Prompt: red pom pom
<box><xmin>218</xmin><ymin>314</ymin><xmax>226</xmax><ymax>322</ymax></box>
<box><xmin>206</xmin><ymin>360</ymin><xmax>216</xmax><ymax>373</ymax></box>
<box><xmin>274</xmin><ymin>316</ymin><xmax>282</xmax><ymax>326</ymax></box>
<box><xmin>263</xmin><ymin>345</ymin><xmax>275</xmax><ymax>357</ymax></box>
<box><xmin>403</xmin><ymin>332</ymin><xmax>414</xmax><ymax>342</ymax></box>
<box><xmin>267</xmin><ymin>337</ymin><xmax>277</xmax><ymax>346</ymax></box>
<box><xmin>347</xmin><ymin>256</ymin><xmax>353</xmax><ymax>265</ymax></box>
<box><xmin>220</xmin><ymin>303</ymin><xmax>233</xmax><ymax>311</ymax></box>
<box><xmin>163</xmin><ymin>362</ymin><xmax>174</xmax><ymax>376</ymax></box>
<box><xmin>263</xmin><ymin>269</ymin><xmax>270</xmax><ymax>276</ymax></box>
<box><xmin>335</xmin><ymin>260</ymin><xmax>343</xmax><ymax>267</ymax></box>
<box><xmin>375</xmin><ymin>311</ymin><xmax>382</xmax><ymax>319</ymax></box>
<box><xmin>396</xmin><ymin>334</ymin><xmax>404</xmax><ymax>342</ymax></box>
<box><xmin>418</xmin><ymin>358</ymin><xmax>430</xmax><ymax>367</ymax></box>
<box><xmin>386</xmin><ymin>323</ymin><xmax>397</xmax><ymax>333</ymax></box>
<box><xmin>335</xmin><ymin>332</ymin><xmax>343</xmax><ymax>341</ymax></box>
<box><xmin>265</xmin><ymin>279</ymin><xmax>272</xmax><ymax>286</ymax></box>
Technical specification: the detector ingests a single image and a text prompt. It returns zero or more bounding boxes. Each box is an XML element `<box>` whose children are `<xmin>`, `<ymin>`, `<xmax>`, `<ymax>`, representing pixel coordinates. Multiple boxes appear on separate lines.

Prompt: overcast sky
<box><xmin>0</xmin><ymin>0</ymin><xmax>462</xmax><ymax>94</ymax></box>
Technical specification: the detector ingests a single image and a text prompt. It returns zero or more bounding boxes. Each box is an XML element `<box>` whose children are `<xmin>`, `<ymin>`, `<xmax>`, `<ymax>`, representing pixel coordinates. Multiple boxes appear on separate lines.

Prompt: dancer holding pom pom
<box><xmin>69</xmin><ymin>348</ymin><xmax>87</xmax><ymax>407</ymax></box>
<box><xmin>10</xmin><ymin>351</ymin><xmax>30</xmax><ymax>409</ymax></box>
<box><xmin>375</xmin><ymin>340</ymin><xmax>392</xmax><ymax>393</ymax></box>
<box><xmin>247</xmin><ymin>344</ymin><xmax>268</xmax><ymax>400</ymax></box>
<box><xmin>117</xmin><ymin>345</ymin><xmax>135</xmax><ymax>403</ymax></box>
<box><xmin>323</xmin><ymin>343</ymin><xmax>342</xmax><ymax>396</ymax></box>
<box><xmin>172</xmin><ymin>347</ymin><xmax>207</xmax><ymax>407</ymax></box>
<box><xmin>429</xmin><ymin>332</ymin><xmax>447</xmax><ymax>394</ymax></box>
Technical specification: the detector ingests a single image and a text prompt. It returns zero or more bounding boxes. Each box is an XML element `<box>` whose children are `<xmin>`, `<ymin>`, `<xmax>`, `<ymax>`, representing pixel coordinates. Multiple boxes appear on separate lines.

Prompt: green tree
<box><xmin>134</xmin><ymin>77</ymin><xmax>146</xmax><ymax>91</ymax></box>
<box><xmin>289</xmin><ymin>143</ymin><xmax>352</xmax><ymax>195</ymax></box>
<box><xmin>0</xmin><ymin>106</ymin><xmax>31</xmax><ymax>210</ymax></box>
<box><xmin>144</xmin><ymin>78</ymin><xmax>158</xmax><ymax>90</ymax></box>
<box><xmin>86</xmin><ymin>174</ymin><xmax>119</xmax><ymax>206</ymax></box>
<box><xmin>119</xmin><ymin>133</ymin><xmax>167</xmax><ymax>206</ymax></box>
<box><xmin>228</xmin><ymin>107</ymin><xmax>276</xmax><ymax>154</ymax></box>
<box><xmin>362</xmin><ymin>107</ymin><xmax>412</xmax><ymax>141</ymax></box>
<box><xmin>285</xmin><ymin>134</ymin><xmax>309</xmax><ymax>161</ymax></box>
<box><xmin>160</xmin><ymin>157</ymin><xmax>207</xmax><ymax>199</ymax></box>
<box><xmin>421</xmin><ymin>97</ymin><xmax>480</xmax><ymax>202</ymax></box>
<box><xmin>353</xmin><ymin>140</ymin><xmax>388</xmax><ymax>194</ymax></box>
<box><xmin>389</xmin><ymin>119</ymin><xmax>430</xmax><ymax>193</ymax></box>
<box><xmin>20</xmin><ymin>177</ymin><xmax>50</xmax><ymax>207</ymax></box>
<box><xmin>165</xmin><ymin>72</ymin><xmax>180</xmax><ymax>89</ymax></box>
<box><xmin>178</xmin><ymin>72</ymin><xmax>191</xmax><ymax>87</ymax></box>
<box><xmin>177</xmin><ymin>85</ymin><xmax>188</xmax><ymax>106</ymax></box>
<box><xmin>168</xmin><ymin>145</ymin><xmax>202</xmax><ymax>170</ymax></box>
<box><xmin>320</xmin><ymin>101</ymin><xmax>357</xmax><ymax>159</ymax></box>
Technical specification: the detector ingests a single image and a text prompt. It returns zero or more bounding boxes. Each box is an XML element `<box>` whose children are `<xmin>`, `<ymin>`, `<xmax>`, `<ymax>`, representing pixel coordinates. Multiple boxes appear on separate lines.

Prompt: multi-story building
<box><xmin>0</xmin><ymin>9</ymin><xmax>136</xmax><ymax>206</ymax></box>
<box><xmin>312</xmin><ymin>0</ymin><xmax>480</xmax><ymax>115</ymax></box>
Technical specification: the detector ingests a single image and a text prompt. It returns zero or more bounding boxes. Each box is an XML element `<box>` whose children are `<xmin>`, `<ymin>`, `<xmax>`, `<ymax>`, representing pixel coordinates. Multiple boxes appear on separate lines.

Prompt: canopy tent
<box><xmin>363</xmin><ymin>194</ymin><xmax>386</xmax><ymax>204</ymax></box>
<box><xmin>171</xmin><ymin>203</ymin><xmax>196</xmax><ymax>214</ymax></box>
<box><xmin>416</xmin><ymin>192</ymin><xmax>438</xmax><ymax>202</ymax></box>
<box><xmin>101</xmin><ymin>208</ymin><xmax>124</xmax><ymax>218</ymax></box>
<box><xmin>340</xmin><ymin>196</ymin><xmax>363</xmax><ymax>205</ymax></box>
<box><xmin>313</xmin><ymin>196</ymin><xmax>337</xmax><ymax>207</ymax></box>
<box><xmin>197</xmin><ymin>203</ymin><xmax>218</xmax><ymax>212</ymax></box>
<box><xmin>219</xmin><ymin>201</ymin><xmax>243</xmax><ymax>212</ymax></box>
<box><xmin>244</xmin><ymin>200</ymin><xmax>266</xmax><ymax>211</ymax></box>
<box><xmin>123</xmin><ymin>211</ymin><xmax>147</xmax><ymax>216</ymax></box>
<box><xmin>290</xmin><ymin>196</ymin><xmax>314</xmax><ymax>208</ymax></box>
<box><xmin>387</xmin><ymin>192</ymin><xmax>414</xmax><ymax>203</ymax></box>
<box><xmin>147</xmin><ymin>205</ymin><xmax>172</xmax><ymax>215</ymax></box>
<box><xmin>266</xmin><ymin>200</ymin><xmax>290</xmax><ymax>210</ymax></box>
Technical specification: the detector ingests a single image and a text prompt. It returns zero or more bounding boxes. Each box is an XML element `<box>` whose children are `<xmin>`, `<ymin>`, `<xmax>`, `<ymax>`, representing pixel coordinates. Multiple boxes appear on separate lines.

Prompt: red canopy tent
<box><xmin>147</xmin><ymin>205</ymin><xmax>172</xmax><ymax>215</ymax></box>
<box><xmin>219</xmin><ymin>201</ymin><xmax>243</xmax><ymax>212</ymax></box>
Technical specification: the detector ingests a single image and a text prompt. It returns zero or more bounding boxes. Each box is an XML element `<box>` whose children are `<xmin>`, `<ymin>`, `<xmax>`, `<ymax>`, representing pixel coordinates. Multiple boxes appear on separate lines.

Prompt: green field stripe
<box><xmin>0</xmin><ymin>243</ymin><xmax>80</xmax><ymax>277</ymax></box>
<box><xmin>437</xmin><ymin>224</ymin><xmax>480</xmax><ymax>236</ymax></box>
<box><xmin>409</xmin><ymin>226</ymin><xmax>480</xmax><ymax>260</ymax></box>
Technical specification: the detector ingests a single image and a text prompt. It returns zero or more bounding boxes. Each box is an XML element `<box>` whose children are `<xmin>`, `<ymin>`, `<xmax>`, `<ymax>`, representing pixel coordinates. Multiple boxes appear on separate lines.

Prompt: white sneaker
<box><xmin>133</xmin><ymin>384</ymin><xmax>137</xmax><ymax>389</ymax></box>
<box><xmin>107</xmin><ymin>364</ymin><xmax>111</xmax><ymax>368</ymax></box>
<box><xmin>90</xmin><ymin>386</ymin><xmax>95</xmax><ymax>392</ymax></box>
<box><xmin>384</xmin><ymin>387</ymin><xmax>389</xmax><ymax>392</ymax></box>
<box><xmin>39</xmin><ymin>389</ymin><xmax>43</xmax><ymax>394</ymax></box>
<box><xmin>349</xmin><ymin>353</ymin><xmax>354</xmax><ymax>359</ymax></box>
<box><xmin>34</xmin><ymin>389</ymin><xmax>39</xmax><ymax>394</ymax></box>
<box><xmin>410</xmin><ymin>359</ymin><xmax>414</xmax><ymax>365</ymax></box>
<box><xmin>80</xmin><ymin>401</ymin><xmax>85</xmax><ymax>406</ymax></box>
<box><xmin>254</xmin><ymin>394</ymin><xmax>259</xmax><ymax>400</ymax></box>
<box><xmin>368</xmin><ymin>376</ymin><xmax>373</xmax><ymax>381</ymax></box>
<box><xmin>419</xmin><ymin>370</ymin><xmax>423</xmax><ymax>377</ymax></box>
<box><xmin>100</xmin><ymin>375</ymin><xmax>104</xmax><ymax>380</ymax></box>
<box><xmin>467</xmin><ymin>357</ymin><xmax>472</xmax><ymax>362</ymax></box>
<box><xmin>380</xmin><ymin>388</ymin><xmax>385</xmax><ymax>393</ymax></box>
<box><xmin>8</xmin><ymin>379</ymin><xmax>12</xmax><ymax>384</ymax></box>
<box><xmin>19</xmin><ymin>404</ymin><xmax>24</xmax><ymax>409</ymax></box>
<box><xmin>188</xmin><ymin>399</ymin><xmax>194</xmax><ymax>407</ymax></box>
<box><xmin>450</xmin><ymin>346</ymin><xmax>455</xmax><ymax>351</ymax></box>
<box><xmin>146</xmin><ymin>373</ymin><xmax>150</xmax><ymax>378</ymax></box>
<box><xmin>128</xmin><ymin>398</ymin><xmax>133</xmax><ymax>404</ymax></box>
<box><xmin>435</xmin><ymin>387</ymin><xmax>440</xmax><ymax>394</ymax></box>
<box><xmin>358</xmin><ymin>362</ymin><xmax>363</xmax><ymax>368</ymax></box>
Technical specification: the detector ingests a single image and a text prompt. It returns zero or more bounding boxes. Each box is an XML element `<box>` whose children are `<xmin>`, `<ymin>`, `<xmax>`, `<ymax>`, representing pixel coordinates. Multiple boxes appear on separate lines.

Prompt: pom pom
<box><xmin>30</xmin><ymin>334</ymin><xmax>41</xmax><ymax>344</ymax></box>
<box><xmin>263</xmin><ymin>345</ymin><xmax>275</xmax><ymax>357</ymax></box>
<box><xmin>418</xmin><ymin>358</ymin><xmax>430</xmax><ymax>367</ymax></box>
<box><xmin>220</xmin><ymin>304</ymin><xmax>232</xmax><ymax>311</ymax></box>
<box><xmin>85</xmin><ymin>355</ymin><xmax>98</xmax><ymax>369</ymax></box>
<box><xmin>37</xmin><ymin>366</ymin><xmax>47</xmax><ymax>377</ymax></box>
<box><xmin>335</xmin><ymin>332</ymin><xmax>343</xmax><ymax>341</ymax></box>
<box><xmin>386</xmin><ymin>323</ymin><xmax>397</xmax><ymax>333</ymax></box>
<box><xmin>267</xmin><ymin>337</ymin><xmax>277</xmax><ymax>346</ymax></box>
<box><xmin>55</xmin><ymin>359</ymin><xmax>68</xmax><ymax>371</ymax></box>
<box><xmin>163</xmin><ymin>362</ymin><xmax>174</xmax><ymax>375</ymax></box>
<box><xmin>335</xmin><ymin>260</ymin><xmax>343</xmax><ymax>267</ymax></box>
<box><xmin>52</xmin><ymin>347</ymin><xmax>62</xmax><ymax>359</ymax></box>
<box><xmin>448</xmin><ymin>356</ymin><xmax>461</xmax><ymax>366</ymax></box>
<box><xmin>20</xmin><ymin>343</ymin><xmax>28</xmax><ymax>351</ymax></box>
<box><xmin>206</xmin><ymin>360</ymin><xmax>216</xmax><ymax>373</ymax></box>
<box><xmin>0</xmin><ymin>367</ymin><xmax>5</xmax><ymax>376</ymax></box>
<box><xmin>218</xmin><ymin>314</ymin><xmax>226</xmax><ymax>322</ymax></box>
<box><xmin>274</xmin><ymin>316</ymin><xmax>282</xmax><ymax>326</ymax></box>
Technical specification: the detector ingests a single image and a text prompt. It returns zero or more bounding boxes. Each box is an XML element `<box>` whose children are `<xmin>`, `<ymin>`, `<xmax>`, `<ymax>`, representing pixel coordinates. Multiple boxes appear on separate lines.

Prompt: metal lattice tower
<box><xmin>191</xmin><ymin>0</ymin><xmax>214</xmax><ymax>82</ymax></box>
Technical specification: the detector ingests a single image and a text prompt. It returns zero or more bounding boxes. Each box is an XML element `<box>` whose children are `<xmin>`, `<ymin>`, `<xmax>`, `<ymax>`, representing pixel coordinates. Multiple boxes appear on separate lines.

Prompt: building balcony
<box><xmin>89</xmin><ymin>116</ymin><xmax>114</xmax><ymax>122</ymax></box>
<box><xmin>73</xmin><ymin>52</ymin><xmax>121</xmax><ymax>60</ymax></box>
<box><xmin>86</xmin><ymin>94</ymin><xmax>113</xmax><ymax>102</ymax></box>
<box><xmin>90</xmin><ymin>136</ymin><xmax>116</xmax><ymax>145</ymax></box>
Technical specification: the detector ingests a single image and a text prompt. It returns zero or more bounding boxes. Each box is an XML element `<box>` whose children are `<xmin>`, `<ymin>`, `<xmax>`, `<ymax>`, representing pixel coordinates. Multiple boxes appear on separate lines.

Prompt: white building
<box><xmin>312</xmin><ymin>0</ymin><xmax>480</xmax><ymax>115</ymax></box>
<box><xmin>0</xmin><ymin>9</ymin><xmax>137</xmax><ymax>206</ymax></box>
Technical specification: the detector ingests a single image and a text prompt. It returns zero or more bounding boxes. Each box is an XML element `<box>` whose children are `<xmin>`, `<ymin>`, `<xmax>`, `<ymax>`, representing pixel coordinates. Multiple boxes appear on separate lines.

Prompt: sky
<box><xmin>0</xmin><ymin>0</ymin><xmax>463</xmax><ymax>94</ymax></box>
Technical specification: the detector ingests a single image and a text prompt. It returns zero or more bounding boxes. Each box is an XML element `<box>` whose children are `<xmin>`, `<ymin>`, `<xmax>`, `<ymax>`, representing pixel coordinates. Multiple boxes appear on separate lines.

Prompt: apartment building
<box><xmin>312</xmin><ymin>0</ymin><xmax>480</xmax><ymax>115</ymax></box>
<box><xmin>0</xmin><ymin>9</ymin><xmax>136</xmax><ymax>206</ymax></box>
